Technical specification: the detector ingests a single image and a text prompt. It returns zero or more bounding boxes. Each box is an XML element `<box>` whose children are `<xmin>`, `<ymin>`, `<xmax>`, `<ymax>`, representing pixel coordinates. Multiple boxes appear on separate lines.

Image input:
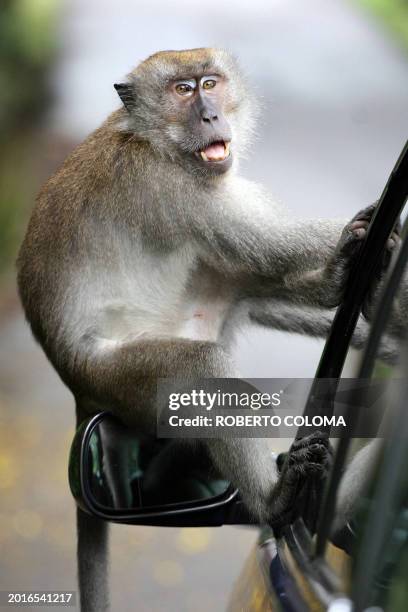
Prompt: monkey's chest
<box><xmin>177</xmin><ymin>298</ymin><xmax>230</xmax><ymax>342</ymax></box>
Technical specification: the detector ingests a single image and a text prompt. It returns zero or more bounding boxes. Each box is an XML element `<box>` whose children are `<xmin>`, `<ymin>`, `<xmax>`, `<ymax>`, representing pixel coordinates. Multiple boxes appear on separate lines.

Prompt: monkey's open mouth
<box><xmin>196</xmin><ymin>140</ymin><xmax>231</xmax><ymax>163</ymax></box>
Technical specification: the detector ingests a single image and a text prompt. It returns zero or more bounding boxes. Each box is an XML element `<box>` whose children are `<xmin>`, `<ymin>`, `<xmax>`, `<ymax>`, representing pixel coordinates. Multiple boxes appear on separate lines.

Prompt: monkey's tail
<box><xmin>76</xmin><ymin>404</ymin><xmax>110</xmax><ymax>612</ymax></box>
<box><xmin>76</xmin><ymin>508</ymin><xmax>110</xmax><ymax>612</ymax></box>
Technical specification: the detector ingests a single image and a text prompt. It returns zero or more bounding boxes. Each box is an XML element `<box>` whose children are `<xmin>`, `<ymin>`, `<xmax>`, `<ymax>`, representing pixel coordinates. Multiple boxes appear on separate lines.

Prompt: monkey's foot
<box><xmin>269</xmin><ymin>432</ymin><xmax>333</xmax><ymax>532</ymax></box>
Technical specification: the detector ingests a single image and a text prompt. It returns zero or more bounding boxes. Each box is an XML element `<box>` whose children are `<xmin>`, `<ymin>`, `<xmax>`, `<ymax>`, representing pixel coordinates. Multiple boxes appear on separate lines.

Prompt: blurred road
<box><xmin>1</xmin><ymin>0</ymin><xmax>407</xmax><ymax>610</ymax></box>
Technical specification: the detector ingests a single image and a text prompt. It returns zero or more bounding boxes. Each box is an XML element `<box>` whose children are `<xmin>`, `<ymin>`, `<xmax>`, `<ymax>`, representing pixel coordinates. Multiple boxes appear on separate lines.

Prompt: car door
<box><xmin>229</xmin><ymin>141</ymin><xmax>408</xmax><ymax>611</ymax></box>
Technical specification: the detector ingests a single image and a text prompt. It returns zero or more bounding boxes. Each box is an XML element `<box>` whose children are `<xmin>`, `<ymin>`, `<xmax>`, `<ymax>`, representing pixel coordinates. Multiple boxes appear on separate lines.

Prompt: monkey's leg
<box><xmin>77</xmin><ymin>339</ymin><xmax>334</xmax><ymax>523</ymax></box>
<box><xmin>204</xmin><ymin>437</ymin><xmax>280</xmax><ymax>522</ymax></box>
<box><xmin>76</xmin><ymin>339</ymin><xmax>285</xmax><ymax>522</ymax></box>
<box><xmin>249</xmin><ymin>301</ymin><xmax>335</xmax><ymax>338</ymax></box>
<box><xmin>249</xmin><ymin>300</ymin><xmax>399</xmax><ymax>363</ymax></box>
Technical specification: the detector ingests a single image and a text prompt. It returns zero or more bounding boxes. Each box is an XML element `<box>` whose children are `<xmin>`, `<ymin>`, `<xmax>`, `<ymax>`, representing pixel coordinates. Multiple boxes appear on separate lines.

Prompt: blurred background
<box><xmin>0</xmin><ymin>0</ymin><xmax>407</xmax><ymax>610</ymax></box>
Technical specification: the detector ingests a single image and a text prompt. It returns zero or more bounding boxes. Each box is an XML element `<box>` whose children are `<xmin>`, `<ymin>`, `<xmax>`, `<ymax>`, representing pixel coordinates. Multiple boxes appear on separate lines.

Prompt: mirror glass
<box><xmin>84</xmin><ymin>416</ymin><xmax>230</xmax><ymax>511</ymax></box>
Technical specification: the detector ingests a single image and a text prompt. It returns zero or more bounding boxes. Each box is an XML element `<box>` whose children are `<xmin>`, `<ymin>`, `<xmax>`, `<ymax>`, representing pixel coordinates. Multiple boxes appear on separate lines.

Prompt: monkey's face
<box><xmin>115</xmin><ymin>49</ymin><xmax>257</xmax><ymax>178</ymax></box>
<box><xmin>165</xmin><ymin>73</ymin><xmax>233</xmax><ymax>176</ymax></box>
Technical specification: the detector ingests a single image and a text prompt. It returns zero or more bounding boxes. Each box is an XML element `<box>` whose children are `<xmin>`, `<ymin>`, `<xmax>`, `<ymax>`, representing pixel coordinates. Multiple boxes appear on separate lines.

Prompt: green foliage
<box><xmin>354</xmin><ymin>0</ymin><xmax>408</xmax><ymax>51</ymax></box>
<box><xmin>0</xmin><ymin>0</ymin><xmax>58</xmax><ymax>135</ymax></box>
<box><xmin>0</xmin><ymin>138</ymin><xmax>36</xmax><ymax>277</ymax></box>
<box><xmin>0</xmin><ymin>0</ymin><xmax>59</xmax><ymax>278</ymax></box>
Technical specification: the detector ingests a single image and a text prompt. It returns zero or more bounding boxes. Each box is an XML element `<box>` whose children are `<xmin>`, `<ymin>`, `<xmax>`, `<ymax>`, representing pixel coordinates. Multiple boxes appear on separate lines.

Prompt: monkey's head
<box><xmin>114</xmin><ymin>48</ymin><xmax>257</xmax><ymax>178</ymax></box>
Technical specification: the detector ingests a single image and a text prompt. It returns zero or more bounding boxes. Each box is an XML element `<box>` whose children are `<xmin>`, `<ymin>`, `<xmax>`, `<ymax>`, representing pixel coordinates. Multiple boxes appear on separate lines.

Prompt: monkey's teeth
<box><xmin>199</xmin><ymin>141</ymin><xmax>230</xmax><ymax>162</ymax></box>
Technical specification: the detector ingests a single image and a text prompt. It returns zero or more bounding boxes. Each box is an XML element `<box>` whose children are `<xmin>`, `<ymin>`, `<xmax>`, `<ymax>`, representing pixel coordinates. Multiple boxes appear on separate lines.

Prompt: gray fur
<box><xmin>332</xmin><ymin>439</ymin><xmax>382</xmax><ymax>534</ymax></box>
<box><xmin>249</xmin><ymin>299</ymin><xmax>399</xmax><ymax>363</ymax></box>
<box><xmin>76</xmin><ymin>509</ymin><xmax>109</xmax><ymax>612</ymax></box>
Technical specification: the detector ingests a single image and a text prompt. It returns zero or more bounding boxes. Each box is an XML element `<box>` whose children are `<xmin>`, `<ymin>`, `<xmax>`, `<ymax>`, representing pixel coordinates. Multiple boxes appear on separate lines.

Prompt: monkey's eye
<box><xmin>175</xmin><ymin>80</ymin><xmax>196</xmax><ymax>96</ymax></box>
<box><xmin>202</xmin><ymin>78</ymin><xmax>217</xmax><ymax>90</ymax></box>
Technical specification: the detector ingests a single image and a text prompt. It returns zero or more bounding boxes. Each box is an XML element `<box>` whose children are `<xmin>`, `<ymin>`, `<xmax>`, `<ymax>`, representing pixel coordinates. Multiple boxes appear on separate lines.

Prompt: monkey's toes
<box><xmin>289</xmin><ymin>432</ymin><xmax>333</xmax><ymax>476</ymax></box>
<box><xmin>303</xmin><ymin>461</ymin><xmax>329</xmax><ymax>475</ymax></box>
<box><xmin>291</xmin><ymin>431</ymin><xmax>329</xmax><ymax>451</ymax></box>
<box><xmin>290</xmin><ymin>446</ymin><xmax>332</xmax><ymax>472</ymax></box>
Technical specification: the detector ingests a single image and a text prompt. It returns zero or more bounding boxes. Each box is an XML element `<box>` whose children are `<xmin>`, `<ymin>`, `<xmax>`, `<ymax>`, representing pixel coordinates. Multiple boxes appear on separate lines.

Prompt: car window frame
<box><xmin>281</xmin><ymin>139</ymin><xmax>408</xmax><ymax>581</ymax></box>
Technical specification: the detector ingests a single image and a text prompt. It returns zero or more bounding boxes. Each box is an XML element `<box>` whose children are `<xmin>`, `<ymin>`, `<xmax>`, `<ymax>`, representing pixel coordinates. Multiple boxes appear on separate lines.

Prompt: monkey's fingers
<box><xmin>348</xmin><ymin>219</ymin><xmax>370</xmax><ymax>241</ymax></box>
<box><xmin>340</xmin><ymin>202</ymin><xmax>381</xmax><ymax>255</ymax></box>
<box><xmin>349</xmin><ymin>203</ymin><xmax>377</xmax><ymax>224</ymax></box>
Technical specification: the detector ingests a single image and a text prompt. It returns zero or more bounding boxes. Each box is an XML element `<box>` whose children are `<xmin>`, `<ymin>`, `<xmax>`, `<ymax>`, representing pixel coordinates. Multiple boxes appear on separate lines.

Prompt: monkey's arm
<box><xmin>273</xmin><ymin>205</ymin><xmax>386</xmax><ymax>308</ymax></box>
<box><xmin>252</xmin><ymin>205</ymin><xmax>399</xmax><ymax>310</ymax></box>
<box><xmin>197</xmin><ymin>209</ymin><xmax>345</xmax><ymax>280</ymax></box>
<box><xmin>197</xmin><ymin>197</ymin><xmax>377</xmax><ymax>308</ymax></box>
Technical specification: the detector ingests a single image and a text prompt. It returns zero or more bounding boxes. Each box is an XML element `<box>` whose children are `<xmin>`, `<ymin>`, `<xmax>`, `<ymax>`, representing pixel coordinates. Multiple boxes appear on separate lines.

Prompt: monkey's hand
<box><xmin>322</xmin><ymin>204</ymin><xmax>401</xmax><ymax>310</ymax></box>
<box><xmin>269</xmin><ymin>432</ymin><xmax>333</xmax><ymax>534</ymax></box>
<box><xmin>321</xmin><ymin>204</ymin><xmax>374</xmax><ymax>308</ymax></box>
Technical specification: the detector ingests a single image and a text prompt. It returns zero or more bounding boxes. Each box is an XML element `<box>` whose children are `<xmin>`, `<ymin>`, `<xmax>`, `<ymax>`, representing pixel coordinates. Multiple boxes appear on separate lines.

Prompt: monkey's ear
<box><xmin>114</xmin><ymin>83</ymin><xmax>136</xmax><ymax>113</ymax></box>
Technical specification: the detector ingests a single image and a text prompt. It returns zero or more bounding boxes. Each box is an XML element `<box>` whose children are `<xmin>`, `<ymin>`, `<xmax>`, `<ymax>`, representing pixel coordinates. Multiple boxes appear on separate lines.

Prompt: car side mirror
<box><xmin>69</xmin><ymin>413</ymin><xmax>255</xmax><ymax>527</ymax></box>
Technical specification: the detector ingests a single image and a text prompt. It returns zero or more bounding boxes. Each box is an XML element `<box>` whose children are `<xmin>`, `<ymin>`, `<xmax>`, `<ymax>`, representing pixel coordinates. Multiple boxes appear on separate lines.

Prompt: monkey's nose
<box><xmin>201</xmin><ymin>111</ymin><xmax>218</xmax><ymax>124</ymax></box>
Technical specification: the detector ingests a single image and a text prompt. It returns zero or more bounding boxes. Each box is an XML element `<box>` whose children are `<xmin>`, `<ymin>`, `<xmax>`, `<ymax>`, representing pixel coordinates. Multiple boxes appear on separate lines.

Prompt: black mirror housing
<box><xmin>69</xmin><ymin>413</ymin><xmax>255</xmax><ymax>527</ymax></box>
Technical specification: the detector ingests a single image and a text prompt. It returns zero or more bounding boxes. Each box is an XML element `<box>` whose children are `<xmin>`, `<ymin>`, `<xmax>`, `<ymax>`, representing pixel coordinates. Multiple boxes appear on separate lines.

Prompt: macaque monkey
<box><xmin>17</xmin><ymin>48</ymin><xmax>395</xmax><ymax>610</ymax></box>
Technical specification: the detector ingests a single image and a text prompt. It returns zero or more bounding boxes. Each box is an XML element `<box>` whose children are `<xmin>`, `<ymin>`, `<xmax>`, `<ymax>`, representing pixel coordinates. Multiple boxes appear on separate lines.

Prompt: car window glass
<box><xmin>323</xmin><ymin>229</ymin><xmax>408</xmax><ymax>576</ymax></box>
